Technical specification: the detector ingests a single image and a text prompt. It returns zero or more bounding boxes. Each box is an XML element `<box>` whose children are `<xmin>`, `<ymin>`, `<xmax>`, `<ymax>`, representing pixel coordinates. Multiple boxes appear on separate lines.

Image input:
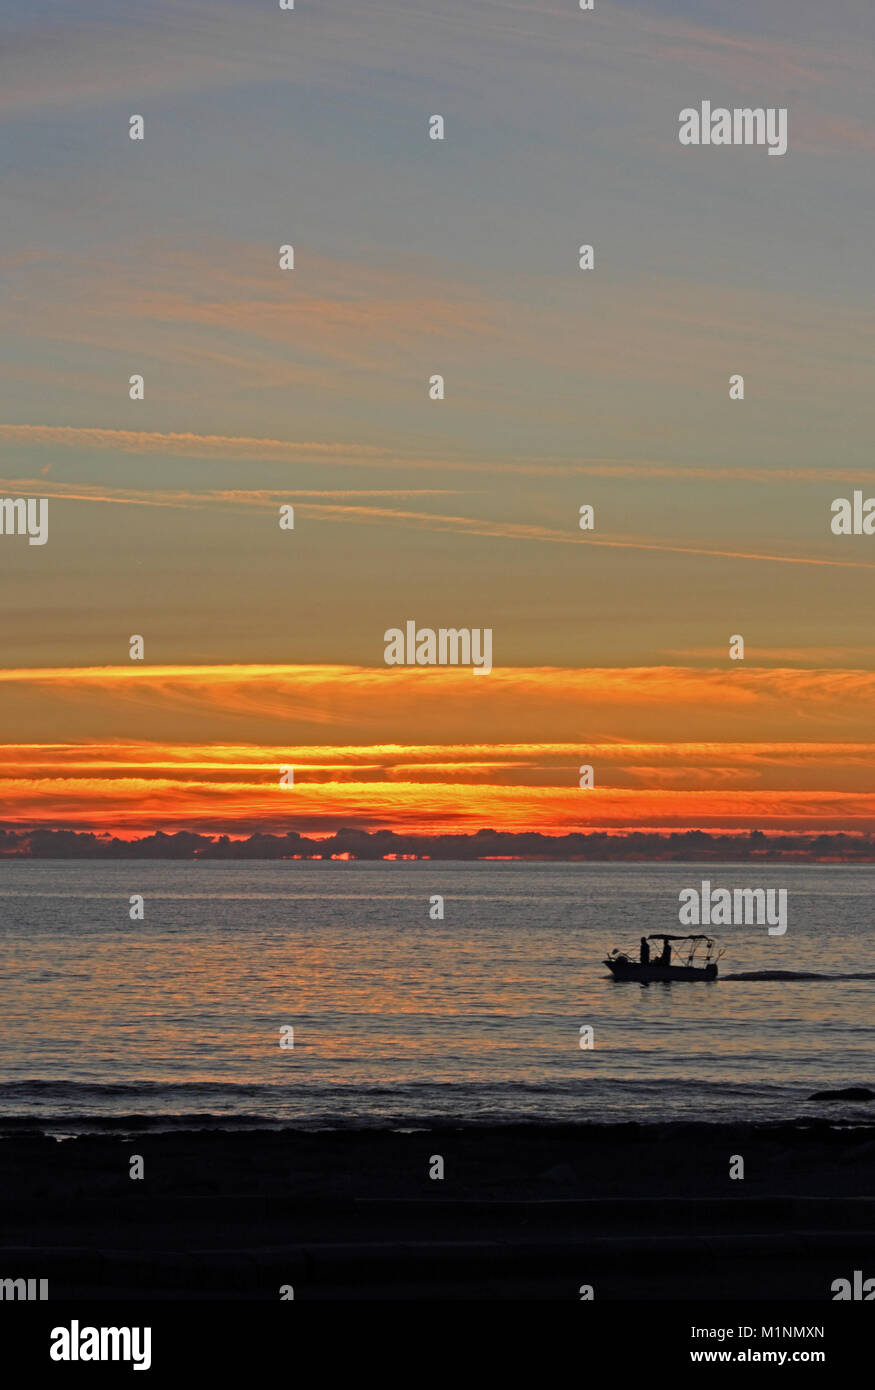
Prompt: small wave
<box><xmin>808</xmin><ymin>1087</ymin><xmax>874</xmax><ymax>1102</ymax></box>
<box><xmin>723</xmin><ymin>970</ymin><xmax>875</xmax><ymax>982</ymax></box>
<box><xmin>0</xmin><ymin>1076</ymin><xmax>786</xmax><ymax>1100</ymax></box>
<box><xmin>0</xmin><ymin>1112</ymin><xmax>289</xmax><ymax>1134</ymax></box>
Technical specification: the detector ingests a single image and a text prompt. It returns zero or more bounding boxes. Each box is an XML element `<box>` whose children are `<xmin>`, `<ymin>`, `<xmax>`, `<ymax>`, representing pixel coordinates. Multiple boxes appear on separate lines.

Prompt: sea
<box><xmin>0</xmin><ymin>860</ymin><xmax>872</xmax><ymax>1134</ymax></box>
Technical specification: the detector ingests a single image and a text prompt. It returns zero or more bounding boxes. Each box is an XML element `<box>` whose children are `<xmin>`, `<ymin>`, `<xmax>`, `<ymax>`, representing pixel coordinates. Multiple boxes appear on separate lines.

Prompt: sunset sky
<box><xmin>1</xmin><ymin>0</ymin><xmax>873</xmax><ymax>841</ymax></box>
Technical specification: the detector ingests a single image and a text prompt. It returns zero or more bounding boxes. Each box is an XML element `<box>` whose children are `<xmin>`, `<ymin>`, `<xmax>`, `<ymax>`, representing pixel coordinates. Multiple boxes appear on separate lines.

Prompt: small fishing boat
<box><xmin>604</xmin><ymin>933</ymin><xmax>723</xmax><ymax>982</ymax></box>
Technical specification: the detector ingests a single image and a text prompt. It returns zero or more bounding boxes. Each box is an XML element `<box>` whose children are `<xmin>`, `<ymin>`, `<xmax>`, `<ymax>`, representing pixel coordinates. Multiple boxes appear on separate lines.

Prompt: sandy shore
<box><xmin>1</xmin><ymin>1122</ymin><xmax>873</xmax><ymax>1299</ymax></box>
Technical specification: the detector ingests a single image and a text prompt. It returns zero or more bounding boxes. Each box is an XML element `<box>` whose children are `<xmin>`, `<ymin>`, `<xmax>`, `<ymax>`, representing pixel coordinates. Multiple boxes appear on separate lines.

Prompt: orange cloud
<box><xmin>2</xmin><ymin>663</ymin><xmax>874</xmax><ymax>745</ymax></box>
<box><xmin>0</xmin><ymin>477</ymin><xmax>464</xmax><ymax>509</ymax></box>
<box><xmin>4</xmin><ymin>426</ymin><xmax>875</xmax><ymax>488</ymax></box>
<box><xmin>0</xmin><ymin>424</ymin><xmax>391</xmax><ymax>463</ymax></box>
<box><xmin>1</xmin><ymin>666</ymin><xmax>871</xmax><ymax>834</ymax></box>
<box><xmin>1</xmin><ymin>471</ymin><xmax>869</xmax><ymax>571</ymax></box>
<box><xmin>2</xmin><ymin>772</ymin><xmax>874</xmax><ymax>836</ymax></box>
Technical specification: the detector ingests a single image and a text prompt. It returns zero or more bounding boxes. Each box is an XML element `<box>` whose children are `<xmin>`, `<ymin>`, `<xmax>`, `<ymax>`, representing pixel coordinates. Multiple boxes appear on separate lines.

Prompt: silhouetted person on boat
<box><xmin>659</xmin><ymin>940</ymin><xmax>672</xmax><ymax>967</ymax></box>
<box><xmin>640</xmin><ymin>937</ymin><xmax>650</xmax><ymax>966</ymax></box>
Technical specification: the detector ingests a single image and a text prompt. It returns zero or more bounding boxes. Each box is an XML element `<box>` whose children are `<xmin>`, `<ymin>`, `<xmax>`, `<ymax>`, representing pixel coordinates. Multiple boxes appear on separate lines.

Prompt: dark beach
<box><xmin>2</xmin><ymin>1122</ymin><xmax>873</xmax><ymax>1300</ymax></box>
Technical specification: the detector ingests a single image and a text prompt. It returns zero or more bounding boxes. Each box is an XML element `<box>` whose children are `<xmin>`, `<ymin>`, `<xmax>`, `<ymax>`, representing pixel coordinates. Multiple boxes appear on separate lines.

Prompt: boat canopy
<box><xmin>646</xmin><ymin>933</ymin><xmax>717</xmax><ymax>942</ymax></box>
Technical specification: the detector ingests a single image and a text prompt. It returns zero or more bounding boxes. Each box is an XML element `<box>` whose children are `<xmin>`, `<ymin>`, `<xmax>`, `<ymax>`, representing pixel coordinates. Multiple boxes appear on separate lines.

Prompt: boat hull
<box><xmin>604</xmin><ymin>959</ymin><xmax>717</xmax><ymax>982</ymax></box>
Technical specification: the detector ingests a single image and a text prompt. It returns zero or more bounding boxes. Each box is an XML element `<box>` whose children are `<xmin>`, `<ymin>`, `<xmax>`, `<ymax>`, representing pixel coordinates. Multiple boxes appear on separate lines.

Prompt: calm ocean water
<box><xmin>0</xmin><ymin>860</ymin><xmax>872</xmax><ymax>1132</ymax></box>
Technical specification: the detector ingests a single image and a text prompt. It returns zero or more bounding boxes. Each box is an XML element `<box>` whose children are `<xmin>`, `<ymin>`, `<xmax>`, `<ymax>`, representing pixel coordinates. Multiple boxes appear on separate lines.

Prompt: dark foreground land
<box><xmin>1</xmin><ymin>1122</ymin><xmax>873</xmax><ymax>1300</ymax></box>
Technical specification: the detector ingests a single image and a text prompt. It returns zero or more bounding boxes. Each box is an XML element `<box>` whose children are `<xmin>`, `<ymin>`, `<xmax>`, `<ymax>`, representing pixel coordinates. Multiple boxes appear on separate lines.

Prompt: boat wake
<box><xmin>723</xmin><ymin>970</ymin><xmax>875</xmax><ymax>982</ymax></box>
